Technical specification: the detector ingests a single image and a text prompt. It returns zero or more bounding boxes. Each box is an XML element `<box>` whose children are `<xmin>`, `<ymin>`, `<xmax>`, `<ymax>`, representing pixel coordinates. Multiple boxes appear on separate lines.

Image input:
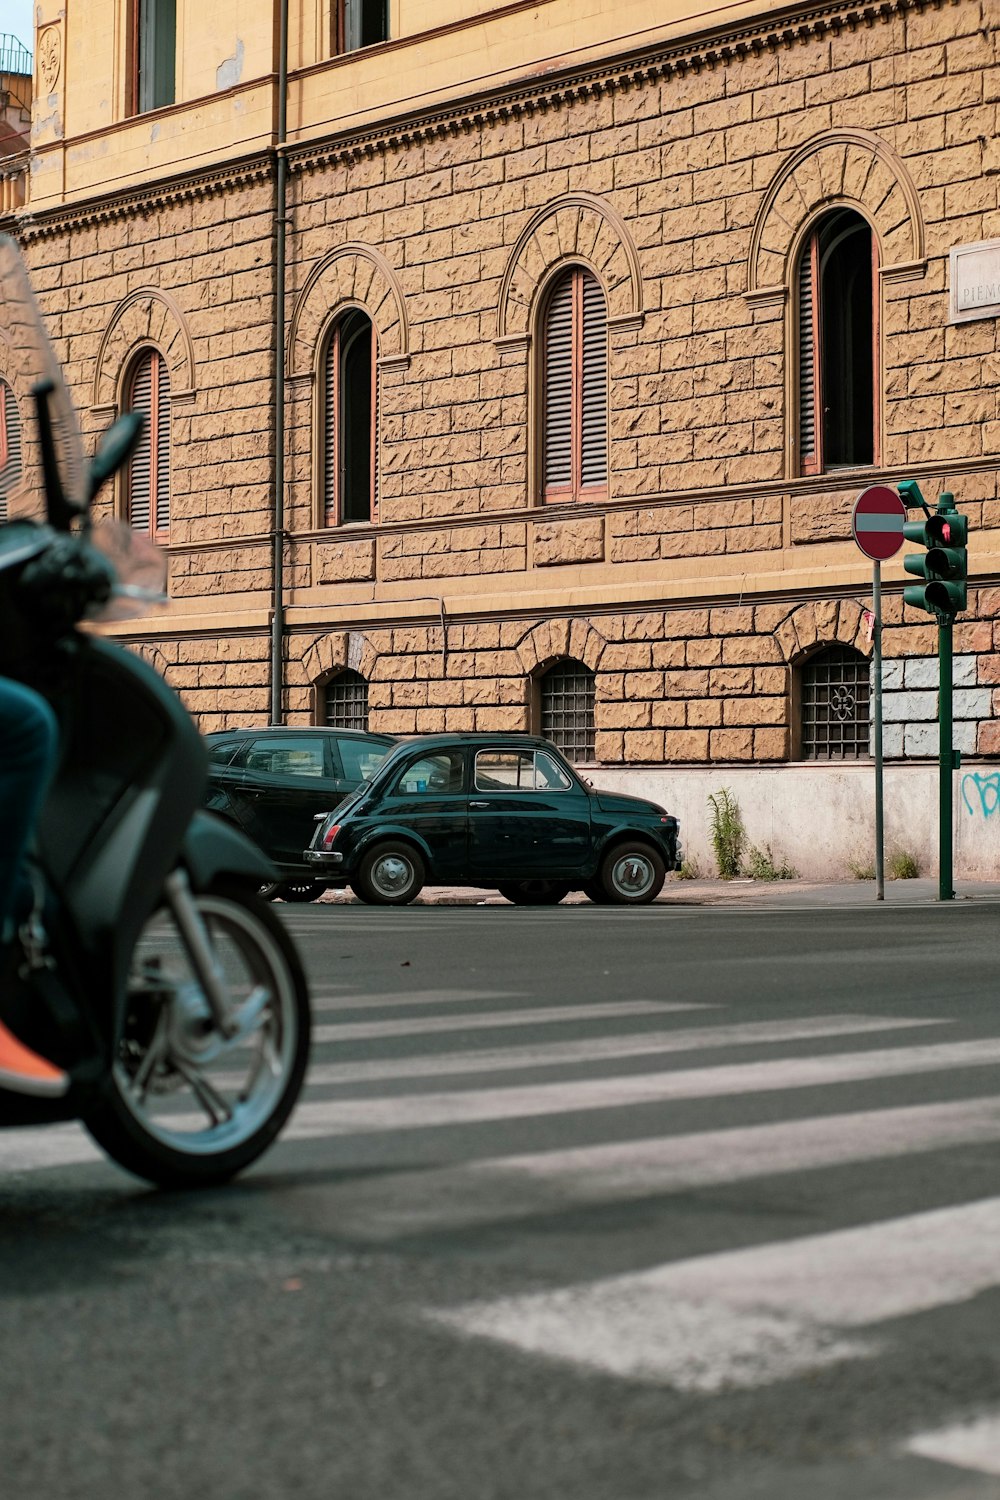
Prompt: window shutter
<box><xmin>155</xmin><ymin>357</ymin><xmax>170</xmax><ymax>534</ymax></box>
<box><xmin>798</xmin><ymin>242</ymin><xmax>817</xmax><ymax>471</ymax></box>
<box><xmin>580</xmin><ymin>271</ymin><xmax>607</xmax><ymax>489</ymax></box>
<box><xmin>371</xmin><ymin>322</ymin><xmax>379</xmax><ymax>524</ymax></box>
<box><xmin>128</xmin><ymin>354</ymin><xmax>153</xmax><ymax>534</ymax></box>
<box><xmin>0</xmin><ymin>383</ymin><xmax>22</xmax><ymax>521</ymax></box>
<box><xmin>543</xmin><ymin>273</ymin><xmax>574</xmax><ymax>491</ymax></box>
<box><xmin>324</xmin><ymin>331</ymin><xmax>337</xmax><ymax>525</ymax></box>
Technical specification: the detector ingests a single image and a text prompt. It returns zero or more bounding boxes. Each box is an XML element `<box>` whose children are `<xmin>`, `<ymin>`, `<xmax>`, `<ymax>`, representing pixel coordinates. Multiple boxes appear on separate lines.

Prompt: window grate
<box><xmin>540</xmin><ymin>660</ymin><xmax>595</xmax><ymax>763</ymax></box>
<box><xmin>800</xmin><ymin>646</ymin><xmax>870</xmax><ymax>759</ymax></box>
<box><xmin>323</xmin><ymin>669</ymin><xmax>369</xmax><ymax>732</ymax></box>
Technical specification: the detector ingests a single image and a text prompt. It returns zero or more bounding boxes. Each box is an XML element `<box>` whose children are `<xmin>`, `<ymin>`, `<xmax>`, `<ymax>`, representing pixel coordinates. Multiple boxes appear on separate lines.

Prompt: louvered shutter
<box><xmin>0</xmin><ymin>382</ymin><xmax>22</xmax><ymax>521</ymax></box>
<box><xmin>128</xmin><ymin>354</ymin><xmax>153</xmax><ymax>533</ymax></box>
<box><xmin>324</xmin><ymin>330</ymin><xmax>337</xmax><ymax>524</ymax></box>
<box><xmin>155</xmin><ymin>356</ymin><xmax>170</xmax><ymax>534</ymax></box>
<box><xmin>580</xmin><ymin>271</ymin><xmax>607</xmax><ymax>490</ymax></box>
<box><xmin>371</xmin><ymin>322</ymin><xmax>379</xmax><ymax>524</ymax></box>
<box><xmin>798</xmin><ymin>234</ymin><xmax>819</xmax><ymax>474</ymax></box>
<box><xmin>543</xmin><ymin>273</ymin><xmax>573</xmax><ymax>491</ymax></box>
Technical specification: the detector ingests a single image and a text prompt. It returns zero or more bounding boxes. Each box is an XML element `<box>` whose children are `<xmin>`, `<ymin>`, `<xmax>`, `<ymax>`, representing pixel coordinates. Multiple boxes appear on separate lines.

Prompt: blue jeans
<box><xmin>0</xmin><ymin>679</ymin><xmax>58</xmax><ymax>943</ymax></box>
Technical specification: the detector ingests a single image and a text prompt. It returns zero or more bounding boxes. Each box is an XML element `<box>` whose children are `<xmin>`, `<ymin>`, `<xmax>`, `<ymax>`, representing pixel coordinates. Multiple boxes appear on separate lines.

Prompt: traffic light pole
<box><xmin>938</xmin><ymin>615</ymin><xmax>954</xmax><ymax>902</ymax></box>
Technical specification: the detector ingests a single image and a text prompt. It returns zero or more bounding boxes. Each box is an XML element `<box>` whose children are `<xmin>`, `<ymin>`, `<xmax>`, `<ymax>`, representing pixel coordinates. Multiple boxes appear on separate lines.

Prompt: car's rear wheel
<box><xmin>352</xmin><ymin>842</ymin><xmax>425</xmax><ymax>905</ymax></box>
<box><xmin>599</xmin><ymin>843</ymin><xmax>666</xmax><ymax>905</ymax></box>
<box><xmin>278</xmin><ymin>881</ymin><xmax>319</xmax><ymax>904</ymax></box>
<box><xmin>497</xmin><ymin>880</ymin><xmax>571</xmax><ymax>906</ymax></box>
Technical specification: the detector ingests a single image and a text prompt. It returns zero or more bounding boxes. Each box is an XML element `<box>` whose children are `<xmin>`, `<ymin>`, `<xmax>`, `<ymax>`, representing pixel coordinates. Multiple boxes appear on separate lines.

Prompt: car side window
<box><xmin>245</xmin><ymin>736</ymin><xmax>326</xmax><ymax>778</ymax></box>
<box><xmin>207</xmin><ymin>738</ymin><xmax>242</xmax><ymax>767</ymax></box>
<box><xmin>534</xmin><ymin>750</ymin><xmax>573</xmax><ymax>790</ymax></box>
<box><xmin>393</xmin><ymin>752</ymin><xmax>465</xmax><ymax>795</ymax></box>
<box><xmin>338</xmin><ymin>738</ymin><xmax>393</xmax><ymax>783</ymax></box>
<box><xmin>475</xmin><ymin>749</ymin><xmax>573</xmax><ymax>791</ymax></box>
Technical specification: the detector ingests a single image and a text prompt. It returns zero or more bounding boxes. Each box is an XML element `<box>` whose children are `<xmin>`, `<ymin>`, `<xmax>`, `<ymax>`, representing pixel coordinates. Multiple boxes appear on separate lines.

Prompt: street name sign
<box><xmin>852</xmin><ymin>485</ymin><xmax>906</xmax><ymax>561</ymax></box>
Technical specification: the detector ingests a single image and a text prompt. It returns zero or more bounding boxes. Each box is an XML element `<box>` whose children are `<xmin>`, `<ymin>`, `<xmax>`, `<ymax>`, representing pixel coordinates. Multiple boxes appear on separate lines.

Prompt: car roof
<box><xmin>205</xmin><ymin>727</ymin><xmax>396</xmax><ymax>742</ymax></box>
<box><xmin>389</xmin><ymin>733</ymin><xmax>557</xmax><ymax>754</ymax></box>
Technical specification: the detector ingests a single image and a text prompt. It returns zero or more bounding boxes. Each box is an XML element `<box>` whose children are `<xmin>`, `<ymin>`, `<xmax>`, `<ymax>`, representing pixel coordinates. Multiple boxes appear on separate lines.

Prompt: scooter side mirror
<box><xmin>87</xmin><ymin>412</ymin><xmax>146</xmax><ymax>501</ymax></box>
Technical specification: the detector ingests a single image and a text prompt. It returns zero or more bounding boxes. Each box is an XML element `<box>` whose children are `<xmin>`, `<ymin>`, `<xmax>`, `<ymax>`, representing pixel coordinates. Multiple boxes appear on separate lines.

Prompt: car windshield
<box><xmin>340</xmin><ymin>738</ymin><xmax>393</xmax><ymax>783</ymax></box>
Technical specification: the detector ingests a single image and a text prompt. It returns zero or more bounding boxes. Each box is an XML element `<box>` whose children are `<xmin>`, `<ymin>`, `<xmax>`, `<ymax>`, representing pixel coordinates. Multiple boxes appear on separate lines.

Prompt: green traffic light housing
<box><xmin>901</xmin><ymin>490</ymin><xmax>968</xmax><ymax>619</ymax></box>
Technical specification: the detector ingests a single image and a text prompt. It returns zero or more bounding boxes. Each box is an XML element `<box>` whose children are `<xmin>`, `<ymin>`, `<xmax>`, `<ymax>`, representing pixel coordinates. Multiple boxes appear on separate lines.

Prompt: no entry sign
<box><xmin>852</xmin><ymin>485</ymin><xmax>906</xmax><ymax>561</ymax></box>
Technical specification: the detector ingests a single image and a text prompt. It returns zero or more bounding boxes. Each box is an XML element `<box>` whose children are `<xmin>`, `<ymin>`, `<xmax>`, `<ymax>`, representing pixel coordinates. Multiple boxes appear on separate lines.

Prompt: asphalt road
<box><xmin>2</xmin><ymin>899</ymin><xmax>1000</xmax><ymax>1500</ymax></box>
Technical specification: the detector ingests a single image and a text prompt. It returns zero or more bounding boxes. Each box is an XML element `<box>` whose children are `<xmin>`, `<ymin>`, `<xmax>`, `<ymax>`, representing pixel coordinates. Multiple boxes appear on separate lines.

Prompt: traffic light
<box><xmin>901</xmin><ymin>489</ymin><xmax>968</xmax><ymax>619</ymax></box>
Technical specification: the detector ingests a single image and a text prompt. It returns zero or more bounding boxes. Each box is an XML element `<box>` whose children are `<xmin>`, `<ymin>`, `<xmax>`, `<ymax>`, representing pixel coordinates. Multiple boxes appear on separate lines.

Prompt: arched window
<box><xmin>126</xmin><ymin>348</ymin><xmax>170</xmax><ymax>538</ymax></box>
<box><xmin>797</xmin><ymin>207</ymin><xmax>875</xmax><ymax>474</ymax></box>
<box><xmin>323</xmin><ymin>669</ymin><xmax>369</xmax><ymax>732</ymax></box>
<box><xmin>322</xmin><ymin>309</ymin><xmax>377</xmax><ymax>526</ymax></box>
<box><xmin>797</xmin><ymin>209</ymin><xmax>878</xmax><ymax>474</ymax></box>
<box><xmin>539</xmin><ymin>659</ymin><xmax>595</xmax><ymax>763</ymax></box>
<box><xmin>799</xmin><ymin>645</ymin><xmax>870</xmax><ymax>760</ymax></box>
<box><xmin>0</xmin><ymin>380</ymin><xmax>22</xmax><ymax>522</ymax></box>
<box><xmin>540</xmin><ymin>267</ymin><xmax>607</xmax><ymax>503</ymax></box>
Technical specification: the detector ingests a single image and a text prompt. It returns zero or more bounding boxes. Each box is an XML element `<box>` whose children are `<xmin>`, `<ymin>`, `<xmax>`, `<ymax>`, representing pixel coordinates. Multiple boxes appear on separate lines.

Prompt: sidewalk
<box><xmin>318</xmin><ymin>876</ymin><xmax>1000</xmax><ymax>908</ymax></box>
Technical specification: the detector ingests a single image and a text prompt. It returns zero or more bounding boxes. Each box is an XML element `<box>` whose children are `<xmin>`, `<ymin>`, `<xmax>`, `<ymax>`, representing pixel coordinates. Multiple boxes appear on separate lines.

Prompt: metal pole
<box><xmin>938</xmin><ymin>615</ymin><xmax>954</xmax><ymax>901</ymax></box>
<box><xmin>269</xmin><ymin>0</ymin><xmax>289</xmax><ymax>726</ymax></box>
<box><xmin>873</xmin><ymin>562</ymin><xmax>885</xmax><ymax>901</ymax></box>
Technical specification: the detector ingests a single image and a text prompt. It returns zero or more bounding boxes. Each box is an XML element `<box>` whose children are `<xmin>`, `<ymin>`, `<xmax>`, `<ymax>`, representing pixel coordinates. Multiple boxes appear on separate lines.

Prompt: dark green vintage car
<box><xmin>304</xmin><ymin>732</ymin><xmax>681</xmax><ymax>906</ymax></box>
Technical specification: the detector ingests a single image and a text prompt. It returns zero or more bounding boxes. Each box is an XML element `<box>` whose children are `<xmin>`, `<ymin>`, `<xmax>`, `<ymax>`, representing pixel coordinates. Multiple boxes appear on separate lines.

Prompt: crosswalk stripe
<box><xmin>432</xmin><ymin>1194</ymin><xmax>1000</xmax><ymax>1392</ymax></box>
<box><xmin>291</xmin><ymin>1094</ymin><xmax>1000</xmax><ymax>1239</ymax></box>
<box><xmin>289</xmin><ymin>1037</ymin><xmax>1000</xmax><ymax>1131</ymax></box>
<box><xmin>300</xmin><ymin>1014</ymin><xmax>943</xmax><ymax>1084</ymax></box>
<box><xmin>308</xmin><ymin>989</ymin><xmax>521</xmax><ymax>1011</ymax></box>
<box><xmin>312</xmin><ymin>999</ymin><xmax>703</xmax><ymax>1042</ymax></box>
<box><xmin>907</xmin><ymin>1412</ymin><xmax>1000</xmax><ymax>1476</ymax></box>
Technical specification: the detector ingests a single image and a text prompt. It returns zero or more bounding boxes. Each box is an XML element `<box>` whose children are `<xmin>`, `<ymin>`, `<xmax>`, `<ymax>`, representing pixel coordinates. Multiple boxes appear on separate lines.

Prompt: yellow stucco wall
<box><xmin>29</xmin><ymin>0</ymin><xmax>798</xmax><ymax>209</ymax></box>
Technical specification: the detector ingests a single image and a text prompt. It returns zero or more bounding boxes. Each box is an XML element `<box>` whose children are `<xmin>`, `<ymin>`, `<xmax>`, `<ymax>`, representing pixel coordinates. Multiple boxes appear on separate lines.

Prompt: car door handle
<box><xmin>470</xmin><ymin>800</ymin><xmax>491</xmax><ymax>808</ymax></box>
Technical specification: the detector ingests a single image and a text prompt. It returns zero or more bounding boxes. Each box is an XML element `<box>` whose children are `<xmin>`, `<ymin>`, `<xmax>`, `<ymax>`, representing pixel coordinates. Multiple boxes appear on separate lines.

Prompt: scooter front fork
<box><xmin>162</xmin><ymin>868</ymin><xmax>238</xmax><ymax>1038</ymax></box>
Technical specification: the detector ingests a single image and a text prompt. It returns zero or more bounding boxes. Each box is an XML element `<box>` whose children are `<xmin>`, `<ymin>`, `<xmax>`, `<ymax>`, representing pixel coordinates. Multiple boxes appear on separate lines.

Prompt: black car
<box><xmin>205</xmin><ymin>726</ymin><xmax>397</xmax><ymax>900</ymax></box>
<box><xmin>305</xmin><ymin>733</ymin><xmax>680</xmax><ymax>906</ymax></box>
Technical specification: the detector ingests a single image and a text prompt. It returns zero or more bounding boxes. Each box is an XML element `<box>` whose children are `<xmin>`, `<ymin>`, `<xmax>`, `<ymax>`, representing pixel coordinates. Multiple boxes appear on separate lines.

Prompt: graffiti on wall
<box><xmin>961</xmin><ymin>771</ymin><xmax>1000</xmax><ymax>818</ymax></box>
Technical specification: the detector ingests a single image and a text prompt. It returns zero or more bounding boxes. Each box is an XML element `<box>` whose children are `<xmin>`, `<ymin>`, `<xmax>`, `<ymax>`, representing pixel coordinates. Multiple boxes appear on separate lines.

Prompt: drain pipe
<box><xmin>270</xmin><ymin>0</ymin><xmax>289</xmax><ymax>724</ymax></box>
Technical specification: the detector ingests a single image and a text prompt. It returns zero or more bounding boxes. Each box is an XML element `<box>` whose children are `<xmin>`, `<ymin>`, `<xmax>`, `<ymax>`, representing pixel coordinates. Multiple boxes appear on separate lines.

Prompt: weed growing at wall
<box><xmin>888</xmin><ymin>849</ymin><xmax>921</xmax><ymax>879</ymax></box>
<box><xmin>707</xmin><ymin>788</ymin><xmax>745</xmax><ymax>880</ymax></box>
<box><xmin>744</xmin><ymin>844</ymin><xmax>797</xmax><ymax>882</ymax></box>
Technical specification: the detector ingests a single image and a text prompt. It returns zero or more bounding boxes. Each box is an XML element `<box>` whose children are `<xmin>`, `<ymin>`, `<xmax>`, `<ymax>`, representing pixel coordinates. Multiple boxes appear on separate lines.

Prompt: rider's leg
<box><xmin>0</xmin><ymin>679</ymin><xmax>67</xmax><ymax>1097</ymax></box>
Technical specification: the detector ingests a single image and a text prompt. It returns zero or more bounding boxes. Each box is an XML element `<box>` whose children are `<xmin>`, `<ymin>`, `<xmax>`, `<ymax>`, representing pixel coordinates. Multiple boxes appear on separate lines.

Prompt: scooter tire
<box><xmin>84</xmin><ymin>880</ymin><xmax>311</xmax><ymax>1189</ymax></box>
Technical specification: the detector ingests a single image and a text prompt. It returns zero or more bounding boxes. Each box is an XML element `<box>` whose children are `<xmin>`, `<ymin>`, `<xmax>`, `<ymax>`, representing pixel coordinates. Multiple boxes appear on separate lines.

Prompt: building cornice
<box><xmin>11</xmin><ymin>153</ymin><xmax>274</xmax><ymax>242</ymax></box>
<box><xmin>288</xmin><ymin>0</ymin><xmax>956</xmax><ymax>175</ymax></box>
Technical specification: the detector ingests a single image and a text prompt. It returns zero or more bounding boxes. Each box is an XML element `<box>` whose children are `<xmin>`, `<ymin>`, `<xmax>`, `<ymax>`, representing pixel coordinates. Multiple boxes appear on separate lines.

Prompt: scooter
<box><xmin>0</xmin><ymin>235</ymin><xmax>310</xmax><ymax>1187</ymax></box>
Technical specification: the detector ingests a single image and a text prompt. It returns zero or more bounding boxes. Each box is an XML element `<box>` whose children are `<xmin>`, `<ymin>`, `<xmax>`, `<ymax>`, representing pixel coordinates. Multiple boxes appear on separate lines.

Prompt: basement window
<box><xmin>799</xmin><ymin>645</ymin><xmax>870</xmax><ymax>760</ymax></box>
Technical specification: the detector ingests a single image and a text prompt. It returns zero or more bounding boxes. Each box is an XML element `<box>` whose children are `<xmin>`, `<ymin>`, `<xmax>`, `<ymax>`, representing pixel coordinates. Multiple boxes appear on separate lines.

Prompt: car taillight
<box><xmin>322</xmin><ymin>824</ymin><xmax>340</xmax><ymax>848</ymax></box>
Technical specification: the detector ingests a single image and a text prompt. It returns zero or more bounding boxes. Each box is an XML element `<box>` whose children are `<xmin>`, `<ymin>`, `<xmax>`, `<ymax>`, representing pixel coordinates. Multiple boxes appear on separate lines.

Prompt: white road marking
<box><xmin>308</xmin><ymin>989</ymin><xmax>522</xmax><ymax>1012</ymax></box>
<box><xmin>907</xmin><ymin>1412</ymin><xmax>1000</xmax><ymax>1476</ymax></box>
<box><xmin>300</xmin><ymin>1094</ymin><xmax>1000</xmax><ymax>1239</ymax></box>
<box><xmin>291</xmin><ymin>1037</ymin><xmax>1000</xmax><ymax>1130</ymax></box>
<box><xmin>313</xmin><ymin>999</ymin><xmax>703</xmax><ymax>1041</ymax></box>
<box><xmin>433</xmin><ymin>1195</ymin><xmax>1000</xmax><ymax>1392</ymax></box>
<box><xmin>301</xmin><ymin>1014</ymin><xmax>942</xmax><ymax>1084</ymax></box>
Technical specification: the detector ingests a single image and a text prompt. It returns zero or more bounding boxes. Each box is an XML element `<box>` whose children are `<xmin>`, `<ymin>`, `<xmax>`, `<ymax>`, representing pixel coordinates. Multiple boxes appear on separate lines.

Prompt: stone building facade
<box><xmin>2</xmin><ymin>0</ymin><xmax>1000</xmax><ymax>876</ymax></box>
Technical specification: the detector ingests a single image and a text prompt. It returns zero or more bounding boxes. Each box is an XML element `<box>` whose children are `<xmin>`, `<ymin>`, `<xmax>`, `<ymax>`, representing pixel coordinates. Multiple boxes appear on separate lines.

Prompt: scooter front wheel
<box><xmin>84</xmin><ymin>880</ymin><xmax>310</xmax><ymax>1188</ymax></box>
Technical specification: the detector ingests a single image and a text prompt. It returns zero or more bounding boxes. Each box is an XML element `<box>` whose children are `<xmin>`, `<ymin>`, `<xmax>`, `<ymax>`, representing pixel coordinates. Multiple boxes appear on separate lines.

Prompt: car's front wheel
<box><xmin>497</xmin><ymin>880</ymin><xmax>571</xmax><ymax>905</ymax></box>
<box><xmin>352</xmin><ymin>842</ymin><xmax>426</xmax><ymax>905</ymax></box>
<box><xmin>599</xmin><ymin>842</ymin><xmax>666</xmax><ymax>905</ymax></box>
